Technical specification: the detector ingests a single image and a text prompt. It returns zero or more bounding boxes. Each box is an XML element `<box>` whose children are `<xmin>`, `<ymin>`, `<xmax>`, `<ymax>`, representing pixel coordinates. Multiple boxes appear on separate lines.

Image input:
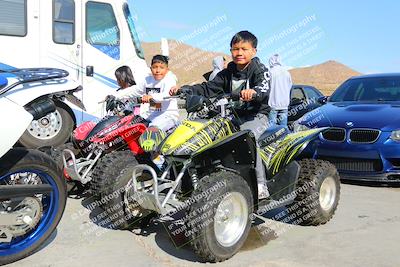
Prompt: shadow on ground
<box><xmin>76</xmin><ymin>194</ymin><xmax>298</xmax><ymax>263</ymax></box>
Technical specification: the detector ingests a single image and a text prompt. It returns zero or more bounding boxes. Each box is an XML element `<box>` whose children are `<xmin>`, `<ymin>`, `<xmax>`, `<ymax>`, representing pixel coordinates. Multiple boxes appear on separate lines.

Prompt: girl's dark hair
<box><xmin>230</xmin><ymin>31</ymin><xmax>258</xmax><ymax>48</ymax></box>
<box><xmin>151</xmin><ymin>54</ymin><xmax>169</xmax><ymax>66</ymax></box>
<box><xmin>115</xmin><ymin>65</ymin><xmax>136</xmax><ymax>87</ymax></box>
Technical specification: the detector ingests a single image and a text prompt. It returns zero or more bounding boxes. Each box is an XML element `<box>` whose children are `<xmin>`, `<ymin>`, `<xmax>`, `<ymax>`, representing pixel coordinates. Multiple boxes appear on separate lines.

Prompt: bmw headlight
<box><xmin>292</xmin><ymin>121</ymin><xmax>312</xmax><ymax>132</ymax></box>
<box><xmin>390</xmin><ymin>130</ymin><xmax>400</xmax><ymax>142</ymax></box>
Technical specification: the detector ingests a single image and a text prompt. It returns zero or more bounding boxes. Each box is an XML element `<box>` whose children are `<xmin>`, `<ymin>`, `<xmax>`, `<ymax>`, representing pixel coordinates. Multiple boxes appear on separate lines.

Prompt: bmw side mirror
<box><xmin>318</xmin><ymin>96</ymin><xmax>328</xmax><ymax>104</ymax></box>
<box><xmin>290</xmin><ymin>98</ymin><xmax>303</xmax><ymax>105</ymax></box>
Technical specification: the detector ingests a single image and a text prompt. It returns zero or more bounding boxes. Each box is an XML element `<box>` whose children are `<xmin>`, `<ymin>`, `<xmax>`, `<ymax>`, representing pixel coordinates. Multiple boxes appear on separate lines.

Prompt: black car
<box><xmin>288</xmin><ymin>85</ymin><xmax>326</xmax><ymax>124</ymax></box>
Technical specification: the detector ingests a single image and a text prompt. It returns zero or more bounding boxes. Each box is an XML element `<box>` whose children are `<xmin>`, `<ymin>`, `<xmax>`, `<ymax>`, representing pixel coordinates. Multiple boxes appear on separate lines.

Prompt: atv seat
<box><xmin>258</xmin><ymin>125</ymin><xmax>289</xmax><ymax>147</ymax></box>
<box><xmin>85</xmin><ymin>116</ymin><xmax>121</xmax><ymax>140</ymax></box>
<box><xmin>137</xmin><ymin>115</ymin><xmax>150</xmax><ymax>126</ymax></box>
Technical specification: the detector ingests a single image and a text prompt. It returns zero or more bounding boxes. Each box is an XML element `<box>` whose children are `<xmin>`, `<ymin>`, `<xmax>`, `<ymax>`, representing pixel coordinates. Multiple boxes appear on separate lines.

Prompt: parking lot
<box><xmin>9</xmin><ymin>183</ymin><xmax>400</xmax><ymax>267</ymax></box>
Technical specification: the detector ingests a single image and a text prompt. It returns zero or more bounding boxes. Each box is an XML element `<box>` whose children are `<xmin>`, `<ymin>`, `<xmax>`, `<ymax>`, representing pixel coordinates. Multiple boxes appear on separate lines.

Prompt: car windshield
<box><xmin>330</xmin><ymin>76</ymin><xmax>400</xmax><ymax>102</ymax></box>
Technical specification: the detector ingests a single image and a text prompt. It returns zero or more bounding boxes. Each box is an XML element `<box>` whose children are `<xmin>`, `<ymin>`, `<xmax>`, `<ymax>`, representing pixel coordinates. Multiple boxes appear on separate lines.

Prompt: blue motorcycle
<box><xmin>0</xmin><ymin>69</ymin><xmax>68</xmax><ymax>265</ymax></box>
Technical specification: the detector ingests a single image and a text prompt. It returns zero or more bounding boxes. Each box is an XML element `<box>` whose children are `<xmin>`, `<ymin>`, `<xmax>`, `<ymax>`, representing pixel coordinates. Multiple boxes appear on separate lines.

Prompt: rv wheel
<box><xmin>19</xmin><ymin>101</ymin><xmax>74</xmax><ymax>148</ymax></box>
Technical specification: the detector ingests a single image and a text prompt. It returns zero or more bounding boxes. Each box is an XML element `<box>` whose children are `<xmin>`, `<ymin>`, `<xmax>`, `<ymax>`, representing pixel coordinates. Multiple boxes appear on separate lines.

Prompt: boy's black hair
<box><xmin>115</xmin><ymin>65</ymin><xmax>136</xmax><ymax>87</ymax></box>
<box><xmin>151</xmin><ymin>54</ymin><xmax>169</xmax><ymax>66</ymax></box>
<box><xmin>230</xmin><ymin>31</ymin><xmax>258</xmax><ymax>48</ymax></box>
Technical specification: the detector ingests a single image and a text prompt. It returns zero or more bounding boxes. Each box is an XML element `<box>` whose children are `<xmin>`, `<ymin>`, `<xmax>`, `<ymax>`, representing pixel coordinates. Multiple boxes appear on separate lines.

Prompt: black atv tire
<box><xmin>19</xmin><ymin>101</ymin><xmax>74</xmax><ymax>149</ymax></box>
<box><xmin>288</xmin><ymin>159</ymin><xmax>340</xmax><ymax>226</ymax></box>
<box><xmin>99</xmin><ymin>161</ymin><xmax>151</xmax><ymax>230</ymax></box>
<box><xmin>0</xmin><ymin>148</ymin><xmax>67</xmax><ymax>266</ymax></box>
<box><xmin>90</xmin><ymin>150</ymin><xmax>136</xmax><ymax>197</ymax></box>
<box><xmin>186</xmin><ymin>171</ymin><xmax>253</xmax><ymax>262</ymax></box>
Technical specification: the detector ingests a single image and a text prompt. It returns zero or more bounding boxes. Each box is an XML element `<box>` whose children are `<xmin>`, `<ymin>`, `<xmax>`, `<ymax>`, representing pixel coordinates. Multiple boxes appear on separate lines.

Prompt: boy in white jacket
<box><xmin>114</xmin><ymin>55</ymin><xmax>179</xmax><ymax>132</ymax></box>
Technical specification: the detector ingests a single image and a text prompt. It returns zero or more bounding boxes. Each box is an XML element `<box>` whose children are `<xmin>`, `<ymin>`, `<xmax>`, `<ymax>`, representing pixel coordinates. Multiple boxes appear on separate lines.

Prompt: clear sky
<box><xmin>128</xmin><ymin>0</ymin><xmax>399</xmax><ymax>73</ymax></box>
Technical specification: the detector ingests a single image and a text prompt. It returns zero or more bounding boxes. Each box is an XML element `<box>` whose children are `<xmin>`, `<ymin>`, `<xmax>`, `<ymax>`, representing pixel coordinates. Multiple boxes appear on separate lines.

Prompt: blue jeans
<box><xmin>268</xmin><ymin>108</ymin><xmax>288</xmax><ymax>126</ymax></box>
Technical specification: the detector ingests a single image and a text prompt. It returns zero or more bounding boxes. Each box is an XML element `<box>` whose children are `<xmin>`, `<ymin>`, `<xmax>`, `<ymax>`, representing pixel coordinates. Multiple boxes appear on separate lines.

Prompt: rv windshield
<box><xmin>123</xmin><ymin>4</ymin><xmax>145</xmax><ymax>60</ymax></box>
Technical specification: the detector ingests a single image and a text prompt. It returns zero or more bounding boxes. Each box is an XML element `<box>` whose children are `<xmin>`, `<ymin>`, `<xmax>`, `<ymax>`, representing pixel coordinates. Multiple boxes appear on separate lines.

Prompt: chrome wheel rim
<box><xmin>214</xmin><ymin>192</ymin><xmax>248</xmax><ymax>247</ymax></box>
<box><xmin>319</xmin><ymin>176</ymin><xmax>337</xmax><ymax>211</ymax></box>
<box><xmin>28</xmin><ymin>111</ymin><xmax>62</xmax><ymax>140</ymax></box>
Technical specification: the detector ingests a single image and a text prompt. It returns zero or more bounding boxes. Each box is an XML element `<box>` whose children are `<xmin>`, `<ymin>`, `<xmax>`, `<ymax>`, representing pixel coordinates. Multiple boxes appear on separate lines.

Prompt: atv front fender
<box><xmin>263</xmin><ymin>127</ymin><xmax>328</xmax><ymax>177</ymax></box>
<box><xmin>191</xmin><ymin>130</ymin><xmax>258</xmax><ymax>198</ymax></box>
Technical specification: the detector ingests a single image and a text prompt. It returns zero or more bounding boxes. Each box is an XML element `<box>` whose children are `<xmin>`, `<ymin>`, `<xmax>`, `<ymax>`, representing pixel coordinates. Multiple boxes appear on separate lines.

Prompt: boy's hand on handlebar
<box><xmin>142</xmin><ymin>95</ymin><xmax>153</xmax><ymax>103</ymax></box>
<box><xmin>240</xmin><ymin>89</ymin><xmax>257</xmax><ymax>102</ymax></box>
<box><xmin>169</xmin><ymin>86</ymin><xmax>180</xmax><ymax>96</ymax></box>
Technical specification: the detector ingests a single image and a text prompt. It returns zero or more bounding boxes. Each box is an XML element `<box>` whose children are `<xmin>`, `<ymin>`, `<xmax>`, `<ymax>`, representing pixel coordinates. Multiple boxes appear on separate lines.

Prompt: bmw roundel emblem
<box><xmin>346</xmin><ymin>121</ymin><xmax>354</xmax><ymax>127</ymax></box>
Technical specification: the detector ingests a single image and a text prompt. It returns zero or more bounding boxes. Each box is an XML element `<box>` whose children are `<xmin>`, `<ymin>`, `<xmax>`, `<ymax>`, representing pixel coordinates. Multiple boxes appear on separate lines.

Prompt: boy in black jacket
<box><xmin>170</xmin><ymin>30</ymin><xmax>270</xmax><ymax>198</ymax></box>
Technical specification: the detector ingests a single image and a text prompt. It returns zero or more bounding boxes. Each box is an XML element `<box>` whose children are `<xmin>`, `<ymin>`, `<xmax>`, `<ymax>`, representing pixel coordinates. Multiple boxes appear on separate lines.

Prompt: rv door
<box><xmin>81</xmin><ymin>0</ymin><xmax>122</xmax><ymax>117</ymax></box>
<box><xmin>40</xmin><ymin>0</ymin><xmax>82</xmax><ymax>81</ymax></box>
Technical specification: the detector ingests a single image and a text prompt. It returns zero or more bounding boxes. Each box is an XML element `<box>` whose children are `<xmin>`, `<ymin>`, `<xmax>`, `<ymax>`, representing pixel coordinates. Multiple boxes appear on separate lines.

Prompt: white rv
<box><xmin>0</xmin><ymin>0</ymin><xmax>152</xmax><ymax>147</ymax></box>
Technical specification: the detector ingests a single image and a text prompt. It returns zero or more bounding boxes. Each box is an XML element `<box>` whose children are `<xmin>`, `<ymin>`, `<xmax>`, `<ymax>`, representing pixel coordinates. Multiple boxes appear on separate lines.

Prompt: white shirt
<box><xmin>268</xmin><ymin>65</ymin><xmax>293</xmax><ymax>110</ymax></box>
<box><xmin>114</xmin><ymin>71</ymin><xmax>179</xmax><ymax>120</ymax></box>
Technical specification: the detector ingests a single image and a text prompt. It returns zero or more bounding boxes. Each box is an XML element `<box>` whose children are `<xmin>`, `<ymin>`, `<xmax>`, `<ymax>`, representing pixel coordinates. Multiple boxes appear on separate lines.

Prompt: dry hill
<box><xmin>289</xmin><ymin>60</ymin><xmax>361</xmax><ymax>95</ymax></box>
<box><xmin>142</xmin><ymin>41</ymin><xmax>361</xmax><ymax>95</ymax></box>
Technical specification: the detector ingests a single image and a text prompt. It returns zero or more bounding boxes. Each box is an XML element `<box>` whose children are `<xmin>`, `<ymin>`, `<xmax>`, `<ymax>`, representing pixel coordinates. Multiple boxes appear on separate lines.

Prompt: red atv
<box><xmin>55</xmin><ymin>96</ymin><xmax>159</xmax><ymax>195</ymax></box>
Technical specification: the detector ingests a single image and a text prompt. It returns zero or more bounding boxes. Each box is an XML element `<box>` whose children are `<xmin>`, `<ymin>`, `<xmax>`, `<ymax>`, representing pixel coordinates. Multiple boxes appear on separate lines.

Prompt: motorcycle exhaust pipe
<box><xmin>25</xmin><ymin>98</ymin><xmax>56</xmax><ymax>120</ymax></box>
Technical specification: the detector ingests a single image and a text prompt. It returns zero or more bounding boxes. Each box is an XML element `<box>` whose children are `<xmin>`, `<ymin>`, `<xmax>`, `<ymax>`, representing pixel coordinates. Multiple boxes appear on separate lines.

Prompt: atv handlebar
<box><xmin>163</xmin><ymin>89</ymin><xmax>259</xmax><ymax>120</ymax></box>
<box><xmin>165</xmin><ymin>87</ymin><xmax>257</xmax><ymax>102</ymax></box>
<box><xmin>163</xmin><ymin>95</ymin><xmax>180</xmax><ymax>100</ymax></box>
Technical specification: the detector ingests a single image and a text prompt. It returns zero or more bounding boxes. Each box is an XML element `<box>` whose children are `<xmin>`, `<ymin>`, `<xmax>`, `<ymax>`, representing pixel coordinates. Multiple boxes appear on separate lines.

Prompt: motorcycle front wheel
<box><xmin>0</xmin><ymin>148</ymin><xmax>67</xmax><ymax>265</ymax></box>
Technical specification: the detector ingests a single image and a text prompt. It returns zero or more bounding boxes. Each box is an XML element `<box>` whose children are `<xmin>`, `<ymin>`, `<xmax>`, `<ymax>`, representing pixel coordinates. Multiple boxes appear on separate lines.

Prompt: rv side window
<box><xmin>123</xmin><ymin>4</ymin><xmax>145</xmax><ymax>60</ymax></box>
<box><xmin>0</xmin><ymin>0</ymin><xmax>27</xmax><ymax>37</ymax></box>
<box><xmin>86</xmin><ymin>2</ymin><xmax>120</xmax><ymax>46</ymax></box>
<box><xmin>53</xmin><ymin>0</ymin><xmax>75</xmax><ymax>44</ymax></box>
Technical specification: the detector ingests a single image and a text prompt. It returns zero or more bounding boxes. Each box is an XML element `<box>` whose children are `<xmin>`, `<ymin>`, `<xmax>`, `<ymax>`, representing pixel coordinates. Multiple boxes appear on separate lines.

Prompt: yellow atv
<box><xmin>100</xmin><ymin>92</ymin><xmax>340</xmax><ymax>263</ymax></box>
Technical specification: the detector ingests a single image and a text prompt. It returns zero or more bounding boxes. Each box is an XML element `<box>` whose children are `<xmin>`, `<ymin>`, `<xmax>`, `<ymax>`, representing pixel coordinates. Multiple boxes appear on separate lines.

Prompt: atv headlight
<box><xmin>390</xmin><ymin>130</ymin><xmax>400</xmax><ymax>142</ymax></box>
<box><xmin>139</xmin><ymin>127</ymin><xmax>167</xmax><ymax>152</ymax></box>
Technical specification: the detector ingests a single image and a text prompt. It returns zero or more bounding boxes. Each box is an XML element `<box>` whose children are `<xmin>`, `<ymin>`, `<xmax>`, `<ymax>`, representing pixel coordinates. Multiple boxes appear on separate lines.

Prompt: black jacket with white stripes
<box><xmin>182</xmin><ymin>57</ymin><xmax>271</xmax><ymax>115</ymax></box>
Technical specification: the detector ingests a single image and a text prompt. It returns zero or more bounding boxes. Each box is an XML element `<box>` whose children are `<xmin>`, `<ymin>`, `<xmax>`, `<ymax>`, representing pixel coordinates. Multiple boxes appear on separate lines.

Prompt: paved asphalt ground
<box><xmin>8</xmin><ymin>182</ymin><xmax>400</xmax><ymax>267</ymax></box>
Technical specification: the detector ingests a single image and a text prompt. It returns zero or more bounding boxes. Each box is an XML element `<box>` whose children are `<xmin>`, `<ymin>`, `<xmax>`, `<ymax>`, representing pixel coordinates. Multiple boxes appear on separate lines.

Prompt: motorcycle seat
<box><xmin>0</xmin><ymin>75</ymin><xmax>7</xmax><ymax>89</ymax></box>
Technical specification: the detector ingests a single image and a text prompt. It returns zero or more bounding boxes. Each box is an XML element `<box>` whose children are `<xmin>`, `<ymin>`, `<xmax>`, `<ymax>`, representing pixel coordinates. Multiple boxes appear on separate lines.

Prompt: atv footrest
<box><xmin>62</xmin><ymin>149</ymin><xmax>100</xmax><ymax>184</ymax></box>
<box><xmin>129</xmin><ymin>163</ymin><xmax>188</xmax><ymax>216</ymax></box>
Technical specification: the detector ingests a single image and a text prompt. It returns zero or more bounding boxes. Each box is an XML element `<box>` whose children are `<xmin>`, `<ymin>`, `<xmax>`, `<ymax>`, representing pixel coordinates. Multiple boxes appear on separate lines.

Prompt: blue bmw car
<box><xmin>297</xmin><ymin>73</ymin><xmax>400</xmax><ymax>183</ymax></box>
